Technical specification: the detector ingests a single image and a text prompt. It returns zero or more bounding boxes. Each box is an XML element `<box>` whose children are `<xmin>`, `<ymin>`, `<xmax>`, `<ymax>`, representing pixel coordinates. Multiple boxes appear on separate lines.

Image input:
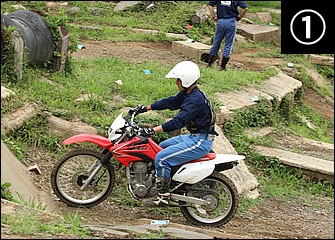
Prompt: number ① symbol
<box><xmin>290</xmin><ymin>9</ymin><xmax>326</xmax><ymax>45</ymax></box>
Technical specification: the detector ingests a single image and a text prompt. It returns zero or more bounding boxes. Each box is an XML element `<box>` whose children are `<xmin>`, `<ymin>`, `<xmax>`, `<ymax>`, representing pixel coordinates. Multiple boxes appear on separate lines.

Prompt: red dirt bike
<box><xmin>51</xmin><ymin>105</ymin><xmax>245</xmax><ymax>227</ymax></box>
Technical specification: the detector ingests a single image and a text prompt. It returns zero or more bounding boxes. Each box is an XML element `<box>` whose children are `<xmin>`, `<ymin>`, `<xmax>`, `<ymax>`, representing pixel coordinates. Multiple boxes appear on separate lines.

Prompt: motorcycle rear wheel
<box><xmin>51</xmin><ymin>148</ymin><xmax>115</xmax><ymax>208</ymax></box>
<box><xmin>179</xmin><ymin>171</ymin><xmax>239</xmax><ymax>227</ymax></box>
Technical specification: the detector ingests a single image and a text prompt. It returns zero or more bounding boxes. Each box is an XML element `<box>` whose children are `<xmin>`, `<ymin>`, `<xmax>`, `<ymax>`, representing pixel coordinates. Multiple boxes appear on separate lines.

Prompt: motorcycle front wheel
<box><xmin>179</xmin><ymin>171</ymin><xmax>239</xmax><ymax>227</ymax></box>
<box><xmin>51</xmin><ymin>148</ymin><xmax>115</xmax><ymax>208</ymax></box>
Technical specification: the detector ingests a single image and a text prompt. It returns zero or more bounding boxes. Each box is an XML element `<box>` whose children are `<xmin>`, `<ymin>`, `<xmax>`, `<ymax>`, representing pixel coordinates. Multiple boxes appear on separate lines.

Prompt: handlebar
<box><xmin>126</xmin><ymin>106</ymin><xmax>154</xmax><ymax>137</ymax></box>
<box><xmin>125</xmin><ymin>107</ymin><xmax>143</xmax><ymax>135</ymax></box>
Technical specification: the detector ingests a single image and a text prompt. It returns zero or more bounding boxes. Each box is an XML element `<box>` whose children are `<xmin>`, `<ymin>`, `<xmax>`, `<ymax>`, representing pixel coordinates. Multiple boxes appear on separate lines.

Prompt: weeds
<box><xmin>1</xmin><ymin>182</ymin><xmax>16</xmax><ymax>202</ymax></box>
<box><xmin>1</xmin><ymin>209</ymin><xmax>92</xmax><ymax>238</ymax></box>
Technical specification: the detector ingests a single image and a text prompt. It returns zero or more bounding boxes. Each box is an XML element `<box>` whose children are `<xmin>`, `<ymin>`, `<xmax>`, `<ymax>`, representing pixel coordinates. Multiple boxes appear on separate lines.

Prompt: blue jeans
<box><xmin>209</xmin><ymin>18</ymin><xmax>236</xmax><ymax>58</ymax></box>
<box><xmin>155</xmin><ymin>133</ymin><xmax>213</xmax><ymax>178</ymax></box>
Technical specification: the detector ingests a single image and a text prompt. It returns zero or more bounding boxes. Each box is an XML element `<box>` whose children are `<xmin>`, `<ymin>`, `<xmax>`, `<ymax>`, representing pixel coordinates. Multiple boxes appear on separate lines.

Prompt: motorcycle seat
<box><xmin>186</xmin><ymin>152</ymin><xmax>217</xmax><ymax>164</ymax></box>
<box><xmin>198</xmin><ymin>152</ymin><xmax>216</xmax><ymax>161</ymax></box>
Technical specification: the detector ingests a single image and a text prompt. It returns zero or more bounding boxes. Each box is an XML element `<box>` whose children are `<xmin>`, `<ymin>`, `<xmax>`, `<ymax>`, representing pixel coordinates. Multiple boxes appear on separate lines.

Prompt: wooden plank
<box><xmin>1</xmin><ymin>102</ymin><xmax>37</xmax><ymax>134</ymax></box>
<box><xmin>12</xmin><ymin>30</ymin><xmax>23</xmax><ymax>80</ymax></box>
<box><xmin>53</xmin><ymin>26</ymin><xmax>69</xmax><ymax>72</ymax></box>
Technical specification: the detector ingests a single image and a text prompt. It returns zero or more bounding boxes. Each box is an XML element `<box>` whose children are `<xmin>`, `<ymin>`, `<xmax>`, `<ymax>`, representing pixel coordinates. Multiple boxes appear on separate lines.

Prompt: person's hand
<box><xmin>236</xmin><ymin>16</ymin><xmax>241</xmax><ymax>21</ymax></box>
<box><xmin>139</xmin><ymin>127</ymin><xmax>155</xmax><ymax>137</ymax></box>
<box><xmin>136</xmin><ymin>104</ymin><xmax>147</xmax><ymax>114</ymax></box>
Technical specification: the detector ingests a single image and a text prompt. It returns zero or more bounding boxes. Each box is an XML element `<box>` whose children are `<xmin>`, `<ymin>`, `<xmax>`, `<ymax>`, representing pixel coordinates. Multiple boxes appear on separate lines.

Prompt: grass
<box><xmin>1</xmin><ymin>208</ymin><xmax>92</xmax><ymax>238</ymax></box>
<box><xmin>1</xmin><ymin>1</ymin><xmax>334</xmax><ymax>238</ymax></box>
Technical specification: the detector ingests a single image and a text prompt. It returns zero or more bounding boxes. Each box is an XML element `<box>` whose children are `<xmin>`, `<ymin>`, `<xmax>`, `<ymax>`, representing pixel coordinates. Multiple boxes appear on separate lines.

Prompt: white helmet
<box><xmin>165</xmin><ymin>61</ymin><xmax>200</xmax><ymax>88</ymax></box>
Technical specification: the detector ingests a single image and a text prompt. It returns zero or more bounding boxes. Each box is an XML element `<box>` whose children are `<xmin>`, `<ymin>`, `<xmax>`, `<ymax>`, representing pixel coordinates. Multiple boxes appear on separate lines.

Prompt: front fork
<box><xmin>80</xmin><ymin>148</ymin><xmax>113</xmax><ymax>190</ymax></box>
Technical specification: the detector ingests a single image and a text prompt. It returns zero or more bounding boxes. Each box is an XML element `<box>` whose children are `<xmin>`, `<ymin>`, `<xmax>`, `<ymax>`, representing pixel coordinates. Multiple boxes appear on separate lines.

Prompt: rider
<box><xmin>137</xmin><ymin>61</ymin><xmax>218</xmax><ymax>207</ymax></box>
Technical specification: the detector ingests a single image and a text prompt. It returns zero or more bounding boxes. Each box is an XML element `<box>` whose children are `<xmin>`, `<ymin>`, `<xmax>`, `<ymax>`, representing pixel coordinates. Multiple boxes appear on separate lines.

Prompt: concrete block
<box><xmin>172</xmin><ymin>41</ymin><xmax>221</xmax><ymax>60</ymax></box>
<box><xmin>172</xmin><ymin>41</ymin><xmax>209</xmax><ymax>59</ymax></box>
<box><xmin>1</xmin><ymin>86</ymin><xmax>16</xmax><ymax>100</ymax></box>
<box><xmin>252</xmin><ymin>145</ymin><xmax>334</xmax><ymax>184</ymax></box>
<box><xmin>216</xmin><ymin>111</ymin><xmax>234</xmax><ymax>125</ymax></box>
<box><xmin>237</xmin><ymin>23</ymin><xmax>279</xmax><ymax>43</ymax></box>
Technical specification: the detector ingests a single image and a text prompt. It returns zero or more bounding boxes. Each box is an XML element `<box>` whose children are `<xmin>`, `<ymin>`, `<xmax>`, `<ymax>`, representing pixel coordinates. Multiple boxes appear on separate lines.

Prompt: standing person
<box><xmin>207</xmin><ymin>1</ymin><xmax>248</xmax><ymax>70</ymax></box>
<box><xmin>136</xmin><ymin>61</ymin><xmax>218</xmax><ymax>207</ymax></box>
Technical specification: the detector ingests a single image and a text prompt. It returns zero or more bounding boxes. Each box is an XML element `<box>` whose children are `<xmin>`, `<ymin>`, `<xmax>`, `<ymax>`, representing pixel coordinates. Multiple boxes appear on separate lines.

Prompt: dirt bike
<box><xmin>50</xmin><ymin>105</ymin><xmax>245</xmax><ymax>227</ymax></box>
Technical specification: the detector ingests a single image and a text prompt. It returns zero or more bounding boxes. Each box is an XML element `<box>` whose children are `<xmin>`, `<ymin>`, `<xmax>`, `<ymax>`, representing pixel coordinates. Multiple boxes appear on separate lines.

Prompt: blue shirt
<box><xmin>208</xmin><ymin>1</ymin><xmax>248</xmax><ymax>19</ymax></box>
<box><xmin>151</xmin><ymin>86</ymin><xmax>213</xmax><ymax>134</ymax></box>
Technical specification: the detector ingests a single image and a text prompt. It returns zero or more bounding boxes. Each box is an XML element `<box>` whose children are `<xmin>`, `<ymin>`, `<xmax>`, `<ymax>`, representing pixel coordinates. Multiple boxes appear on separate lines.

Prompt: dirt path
<box><xmin>51</xmin><ymin>195</ymin><xmax>333</xmax><ymax>239</ymax></box>
<box><xmin>72</xmin><ymin>39</ymin><xmax>285</xmax><ymax>71</ymax></box>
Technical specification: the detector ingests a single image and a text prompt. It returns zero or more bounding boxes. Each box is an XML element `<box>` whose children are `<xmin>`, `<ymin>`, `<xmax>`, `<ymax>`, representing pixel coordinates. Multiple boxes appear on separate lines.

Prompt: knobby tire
<box><xmin>179</xmin><ymin>171</ymin><xmax>239</xmax><ymax>227</ymax></box>
<box><xmin>51</xmin><ymin>148</ymin><xmax>115</xmax><ymax>208</ymax></box>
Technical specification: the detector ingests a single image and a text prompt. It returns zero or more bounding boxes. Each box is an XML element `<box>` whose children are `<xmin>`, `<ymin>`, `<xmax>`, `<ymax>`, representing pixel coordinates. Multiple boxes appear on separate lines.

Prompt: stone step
<box><xmin>172</xmin><ymin>40</ymin><xmax>221</xmax><ymax>60</ymax></box>
<box><xmin>251</xmin><ymin>145</ymin><xmax>334</xmax><ymax>184</ymax></box>
<box><xmin>1</xmin><ymin>86</ymin><xmax>16</xmax><ymax>102</ymax></box>
<box><xmin>215</xmin><ymin>70</ymin><xmax>302</xmax><ymax>110</ymax></box>
<box><xmin>84</xmin><ymin>218</ymin><xmax>252</xmax><ymax>239</ymax></box>
<box><xmin>236</xmin><ymin>22</ymin><xmax>279</xmax><ymax>43</ymax></box>
<box><xmin>1</xmin><ymin>141</ymin><xmax>57</xmax><ymax>212</ymax></box>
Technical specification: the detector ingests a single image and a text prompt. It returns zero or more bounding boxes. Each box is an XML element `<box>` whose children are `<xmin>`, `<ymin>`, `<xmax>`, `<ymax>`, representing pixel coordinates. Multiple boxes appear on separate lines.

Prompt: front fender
<box><xmin>62</xmin><ymin>134</ymin><xmax>114</xmax><ymax>149</ymax></box>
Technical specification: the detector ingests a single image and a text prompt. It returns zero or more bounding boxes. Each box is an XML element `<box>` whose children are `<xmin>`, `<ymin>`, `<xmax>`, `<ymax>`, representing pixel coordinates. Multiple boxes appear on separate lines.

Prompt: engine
<box><xmin>128</xmin><ymin>161</ymin><xmax>156</xmax><ymax>198</ymax></box>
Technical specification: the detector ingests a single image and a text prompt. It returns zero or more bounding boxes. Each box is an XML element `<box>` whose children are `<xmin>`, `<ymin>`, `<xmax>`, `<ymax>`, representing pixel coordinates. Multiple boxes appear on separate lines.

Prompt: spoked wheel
<box><xmin>179</xmin><ymin>172</ymin><xmax>239</xmax><ymax>227</ymax></box>
<box><xmin>51</xmin><ymin>148</ymin><xmax>115</xmax><ymax>208</ymax></box>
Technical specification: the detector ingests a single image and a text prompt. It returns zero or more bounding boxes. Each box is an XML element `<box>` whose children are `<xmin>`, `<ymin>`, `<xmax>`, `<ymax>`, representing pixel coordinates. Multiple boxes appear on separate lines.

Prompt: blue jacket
<box><xmin>151</xmin><ymin>86</ymin><xmax>213</xmax><ymax>134</ymax></box>
<box><xmin>208</xmin><ymin>1</ymin><xmax>248</xmax><ymax>19</ymax></box>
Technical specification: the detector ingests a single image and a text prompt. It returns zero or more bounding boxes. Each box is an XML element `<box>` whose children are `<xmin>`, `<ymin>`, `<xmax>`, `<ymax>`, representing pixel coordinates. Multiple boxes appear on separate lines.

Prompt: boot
<box><xmin>220</xmin><ymin>56</ymin><xmax>230</xmax><ymax>71</ymax></box>
<box><xmin>142</xmin><ymin>177</ymin><xmax>171</xmax><ymax>207</ymax></box>
<box><xmin>207</xmin><ymin>54</ymin><xmax>216</xmax><ymax>68</ymax></box>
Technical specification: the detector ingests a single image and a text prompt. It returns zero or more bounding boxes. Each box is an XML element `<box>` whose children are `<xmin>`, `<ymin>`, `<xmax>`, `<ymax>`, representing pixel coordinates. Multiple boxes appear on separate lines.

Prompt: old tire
<box><xmin>6</xmin><ymin>10</ymin><xmax>54</xmax><ymax>66</ymax></box>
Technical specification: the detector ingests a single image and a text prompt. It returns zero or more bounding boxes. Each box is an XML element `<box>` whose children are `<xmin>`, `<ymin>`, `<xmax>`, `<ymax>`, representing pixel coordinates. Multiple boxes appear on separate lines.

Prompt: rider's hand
<box><xmin>139</xmin><ymin>127</ymin><xmax>155</xmax><ymax>137</ymax></box>
<box><xmin>137</xmin><ymin>104</ymin><xmax>147</xmax><ymax>114</ymax></box>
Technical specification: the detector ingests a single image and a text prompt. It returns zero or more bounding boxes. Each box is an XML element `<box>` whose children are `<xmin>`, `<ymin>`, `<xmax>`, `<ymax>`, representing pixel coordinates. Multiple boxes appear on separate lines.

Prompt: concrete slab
<box><xmin>114</xmin><ymin>1</ymin><xmax>142</xmax><ymax>11</ymax></box>
<box><xmin>138</xmin><ymin>218</ymin><xmax>252</xmax><ymax>239</ymax></box>
<box><xmin>215</xmin><ymin>71</ymin><xmax>302</xmax><ymax>111</ymax></box>
<box><xmin>237</xmin><ymin>22</ymin><xmax>279</xmax><ymax>43</ymax></box>
<box><xmin>260</xmin><ymin>71</ymin><xmax>302</xmax><ymax>102</ymax></box>
<box><xmin>172</xmin><ymin>41</ymin><xmax>222</xmax><ymax>60</ymax></box>
<box><xmin>110</xmin><ymin>223</ymin><xmax>214</xmax><ymax>239</ymax></box>
<box><xmin>87</xmin><ymin>226</ymin><xmax>130</xmax><ymax>237</ymax></box>
<box><xmin>162</xmin><ymin>226</ymin><xmax>213</xmax><ymax>239</ymax></box>
<box><xmin>1</xmin><ymin>141</ymin><xmax>57</xmax><ymax>212</ymax></box>
<box><xmin>1</xmin><ymin>86</ymin><xmax>16</xmax><ymax>100</ymax></box>
<box><xmin>252</xmin><ymin>145</ymin><xmax>334</xmax><ymax>183</ymax></box>
<box><xmin>245</xmin><ymin>126</ymin><xmax>275</xmax><ymax>138</ymax></box>
<box><xmin>215</xmin><ymin>86</ymin><xmax>273</xmax><ymax>110</ymax></box>
<box><xmin>172</xmin><ymin>41</ymin><xmax>209</xmax><ymax>59</ymax></box>
<box><xmin>308</xmin><ymin>54</ymin><xmax>334</xmax><ymax>66</ymax></box>
<box><xmin>212</xmin><ymin>125</ymin><xmax>260</xmax><ymax>199</ymax></box>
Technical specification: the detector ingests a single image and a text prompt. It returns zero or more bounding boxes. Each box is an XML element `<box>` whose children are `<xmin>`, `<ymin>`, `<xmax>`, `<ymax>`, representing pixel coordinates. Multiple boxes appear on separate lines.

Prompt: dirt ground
<box><xmin>71</xmin><ymin>39</ymin><xmax>286</xmax><ymax>71</ymax></box>
<box><xmin>2</xmin><ymin>40</ymin><xmax>334</xmax><ymax>239</ymax></box>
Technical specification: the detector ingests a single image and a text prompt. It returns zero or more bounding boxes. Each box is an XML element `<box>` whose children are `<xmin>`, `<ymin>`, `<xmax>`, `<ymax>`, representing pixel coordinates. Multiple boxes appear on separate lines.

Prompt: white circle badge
<box><xmin>290</xmin><ymin>9</ymin><xmax>326</xmax><ymax>45</ymax></box>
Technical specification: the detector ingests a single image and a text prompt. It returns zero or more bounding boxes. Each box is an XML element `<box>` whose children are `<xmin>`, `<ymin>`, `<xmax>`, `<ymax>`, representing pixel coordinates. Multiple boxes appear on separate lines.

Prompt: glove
<box><xmin>137</xmin><ymin>104</ymin><xmax>147</xmax><ymax>114</ymax></box>
<box><xmin>236</xmin><ymin>16</ymin><xmax>241</xmax><ymax>21</ymax></box>
<box><xmin>139</xmin><ymin>127</ymin><xmax>155</xmax><ymax>137</ymax></box>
